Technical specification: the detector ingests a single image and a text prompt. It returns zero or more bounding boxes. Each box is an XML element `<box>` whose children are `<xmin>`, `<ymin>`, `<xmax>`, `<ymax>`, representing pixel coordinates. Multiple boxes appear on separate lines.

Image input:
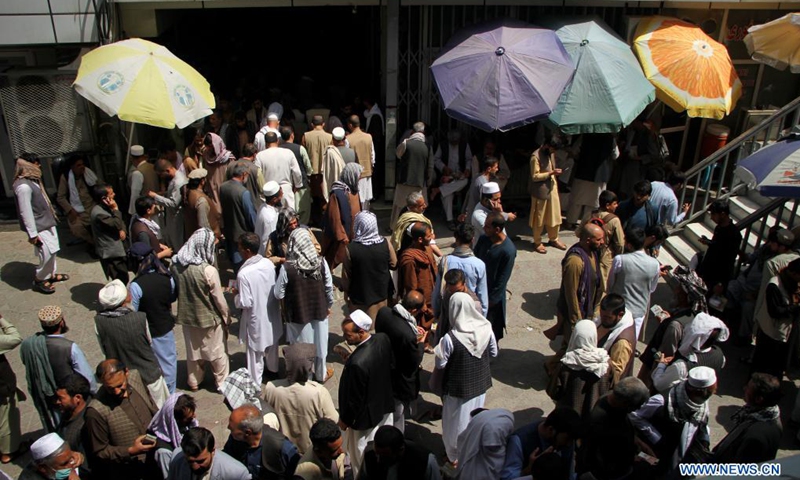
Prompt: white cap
<box><xmin>130</xmin><ymin>145</ymin><xmax>144</xmax><ymax>157</ymax></box>
<box><xmin>263</xmin><ymin>181</ymin><xmax>280</xmax><ymax>197</ymax></box>
<box><xmin>687</xmin><ymin>366</ymin><xmax>717</xmax><ymax>389</ymax></box>
<box><xmin>31</xmin><ymin>433</ymin><xmax>66</xmax><ymax>461</ymax></box>
<box><xmin>332</xmin><ymin>127</ymin><xmax>346</xmax><ymax>141</ymax></box>
<box><xmin>98</xmin><ymin>279</ymin><xmax>127</xmax><ymax>310</ymax></box>
<box><xmin>267</xmin><ymin>113</ymin><xmax>279</xmax><ymax>121</ymax></box>
<box><xmin>349</xmin><ymin>309</ymin><xmax>372</xmax><ymax>331</ymax></box>
<box><xmin>480</xmin><ymin>182</ymin><xmax>500</xmax><ymax>195</ymax></box>
<box><xmin>188</xmin><ymin>168</ymin><xmax>208</xmax><ymax>180</ymax></box>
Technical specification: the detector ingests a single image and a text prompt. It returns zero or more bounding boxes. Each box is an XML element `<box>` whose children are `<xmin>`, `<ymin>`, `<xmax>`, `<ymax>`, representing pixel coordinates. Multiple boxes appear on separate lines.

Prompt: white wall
<box><xmin>0</xmin><ymin>0</ymin><xmax>98</xmax><ymax>45</ymax></box>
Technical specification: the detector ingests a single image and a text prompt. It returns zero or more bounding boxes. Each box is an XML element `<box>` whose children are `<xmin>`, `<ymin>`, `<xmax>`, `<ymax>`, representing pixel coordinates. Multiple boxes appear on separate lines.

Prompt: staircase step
<box><xmin>664</xmin><ymin>234</ymin><xmax>700</xmax><ymax>267</ymax></box>
<box><xmin>656</xmin><ymin>245</ymin><xmax>681</xmax><ymax>269</ymax></box>
<box><xmin>683</xmin><ymin>222</ymin><xmax>714</xmax><ymax>252</ymax></box>
<box><xmin>747</xmin><ymin>189</ymin><xmax>774</xmax><ymax>207</ymax></box>
<box><xmin>729</xmin><ymin>196</ymin><xmax>760</xmax><ymax>222</ymax></box>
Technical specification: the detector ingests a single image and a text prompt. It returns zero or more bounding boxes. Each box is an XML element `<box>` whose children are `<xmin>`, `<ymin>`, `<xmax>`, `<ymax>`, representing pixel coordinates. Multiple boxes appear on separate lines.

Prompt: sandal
<box><xmin>51</xmin><ymin>273</ymin><xmax>70</xmax><ymax>283</ymax></box>
<box><xmin>323</xmin><ymin>366</ymin><xmax>335</xmax><ymax>383</ymax></box>
<box><xmin>547</xmin><ymin>240</ymin><xmax>567</xmax><ymax>251</ymax></box>
<box><xmin>32</xmin><ymin>280</ymin><xmax>55</xmax><ymax>294</ymax></box>
<box><xmin>533</xmin><ymin>243</ymin><xmax>547</xmax><ymax>254</ymax></box>
<box><xmin>1</xmin><ymin>440</ymin><xmax>31</xmax><ymax>464</ymax></box>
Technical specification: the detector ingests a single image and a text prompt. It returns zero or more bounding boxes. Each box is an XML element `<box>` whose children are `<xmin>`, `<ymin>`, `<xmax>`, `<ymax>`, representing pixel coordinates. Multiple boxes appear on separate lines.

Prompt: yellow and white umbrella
<box><xmin>74</xmin><ymin>38</ymin><xmax>214</xmax><ymax>129</ymax></box>
<box><xmin>634</xmin><ymin>16</ymin><xmax>741</xmax><ymax>119</ymax></box>
<box><xmin>744</xmin><ymin>13</ymin><xmax>800</xmax><ymax>73</ymax></box>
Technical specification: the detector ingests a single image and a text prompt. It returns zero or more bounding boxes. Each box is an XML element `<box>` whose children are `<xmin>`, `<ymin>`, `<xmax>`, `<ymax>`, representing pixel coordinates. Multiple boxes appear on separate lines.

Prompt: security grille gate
<box><xmin>397</xmin><ymin>4</ymin><xmax>661</xmax><ymax>138</ymax></box>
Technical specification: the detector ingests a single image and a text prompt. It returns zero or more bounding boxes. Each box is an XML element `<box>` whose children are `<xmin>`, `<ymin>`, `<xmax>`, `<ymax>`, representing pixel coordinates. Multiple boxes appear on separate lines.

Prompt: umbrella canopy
<box><xmin>74</xmin><ymin>38</ymin><xmax>214</xmax><ymax>129</ymax></box>
<box><xmin>735</xmin><ymin>133</ymin><xmax>800</xmax><ymax>197</ymax></box>
<box><xmin>634</xmin><ymin>16</ymin><xmax>741</xmax><ymax>120</ymax></box>
<box><xmin>744</xmin><ymin>13</ymin><xmax>800</xmax><ymax>73</ymax></box>
<box><xmin>545</xmin><ymin>18</ymin><xmax>656</xmax><ymax>134</ymax></box>
<box><xmin>431</xmin><ymin>19</ymin><xmax>575</xmax><ymax>132</ymax></box>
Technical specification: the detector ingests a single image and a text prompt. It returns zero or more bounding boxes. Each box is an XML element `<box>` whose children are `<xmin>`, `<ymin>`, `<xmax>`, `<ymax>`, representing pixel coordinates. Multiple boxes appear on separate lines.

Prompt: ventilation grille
<box><xmin>0</xmin><ymin>74</ymin><xmax>85</xmax><ymax>157</ymax></box>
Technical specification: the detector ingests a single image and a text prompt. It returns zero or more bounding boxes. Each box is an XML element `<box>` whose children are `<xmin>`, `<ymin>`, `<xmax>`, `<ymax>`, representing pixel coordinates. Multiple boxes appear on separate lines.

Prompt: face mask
<box><xmin>53</xmin><ymin>468</ymin><xmax>73</xmax><ymax>480</ymax></box>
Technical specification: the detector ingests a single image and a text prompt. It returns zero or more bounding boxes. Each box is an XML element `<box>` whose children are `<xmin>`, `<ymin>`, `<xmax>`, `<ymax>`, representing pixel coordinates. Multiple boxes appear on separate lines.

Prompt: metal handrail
<box><xmin>676</xmin><ymin>95</ymin><xmax>800</xmax><ymax>229</ymax></box>
<box><xmin>733</xmin><ymin>196</ymin><xmax>799</xmax><ymax>275</ymax></box>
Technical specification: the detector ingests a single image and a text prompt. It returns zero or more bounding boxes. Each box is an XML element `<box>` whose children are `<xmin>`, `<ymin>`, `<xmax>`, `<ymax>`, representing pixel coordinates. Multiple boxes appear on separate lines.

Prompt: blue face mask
<box><xmin>53</xmin><ymin>468</ymin><xmax>73</xmax><ymax>480</ymax></box>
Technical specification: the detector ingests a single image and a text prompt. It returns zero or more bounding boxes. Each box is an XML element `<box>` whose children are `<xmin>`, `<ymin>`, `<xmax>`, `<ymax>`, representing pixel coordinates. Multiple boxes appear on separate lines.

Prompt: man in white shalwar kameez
<box><xmin>235</xmin><ymin>232</ymin><xmax>283</xmax><ymax>383</ymax></box>
<box><xmin>254</xmin><ymin>181</ymin><xmax>282</xmax><ymax>256</ymax></box>
<box><xmin>13</xmin><ymin>157</ymin><xmax>65</xmax><ymax>294</ymax></box>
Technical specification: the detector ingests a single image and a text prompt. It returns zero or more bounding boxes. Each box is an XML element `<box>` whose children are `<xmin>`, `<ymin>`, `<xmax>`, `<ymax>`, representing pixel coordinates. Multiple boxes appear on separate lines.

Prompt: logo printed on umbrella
<box><xmin>97</xmin><ymin>71</ymin><xmax>124</xmax><ymax>95</ymax></box>
<box><xmin>174</xmin><ymin>85</ymin><xmax>195</xmax><ymax>108</ymax></box>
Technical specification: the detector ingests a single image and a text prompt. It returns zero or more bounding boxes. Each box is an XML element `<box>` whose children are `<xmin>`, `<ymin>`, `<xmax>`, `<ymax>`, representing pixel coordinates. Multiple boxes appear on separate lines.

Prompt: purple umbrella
<box><xmin>431</xmin><ymin>19</ymin><xmax>575</xmax><ymax>132</ymax></box>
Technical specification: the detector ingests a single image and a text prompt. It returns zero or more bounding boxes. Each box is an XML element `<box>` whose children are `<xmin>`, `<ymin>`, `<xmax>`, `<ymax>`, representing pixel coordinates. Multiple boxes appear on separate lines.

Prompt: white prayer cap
<box><xmin>480</xmin><ymin>182</ymin><xmax>500</xmax><ymax>195</ymax></box>
<box><xmin>687</xmin><ymin>366</ymin><xmax>717</xmax><ymax>389</ymax></box>
<box><xmin>267</xmin><ymin>113</ymin><xmax>279</xmax><ymax>121</ymax></box>
<box><xmin>188</xmin><ymin>168</ymin><xmax>208</xmax><ymax>180</ymax></box>
<box><xmin>98</xmin><ymin>279</ymin><xmax>128</xmax><ymax>310</ymax></box>
<box><xmin>31</xmin><ymin>433</ymin><xmax>66</xmax><ymax>461</ymax></box>
<box><xmin>349</xmin><ymin>310</ymin><xmax>372</xmax><ymax>331</ymax></box>
<box><xmin>332</xmin><ymin>127</ymin><xmax>346</xmax><ymax>141</ymax></box>
<box><xmin>263</xmin><ymin>181</ymin><xmax>280</xmax><ymax>197</ymax></box>
<box><xmin>130</xmin><ymin>145</ymin><xmax>145</xmax><ymax>157</ymax></box>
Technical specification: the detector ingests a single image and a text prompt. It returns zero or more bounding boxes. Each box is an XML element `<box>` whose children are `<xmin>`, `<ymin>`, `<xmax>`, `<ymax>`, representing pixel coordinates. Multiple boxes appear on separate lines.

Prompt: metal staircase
<box><xmin>660</xmin><ymin>96</ymin><xmax>800</xmax><ymax>271</ymax></box>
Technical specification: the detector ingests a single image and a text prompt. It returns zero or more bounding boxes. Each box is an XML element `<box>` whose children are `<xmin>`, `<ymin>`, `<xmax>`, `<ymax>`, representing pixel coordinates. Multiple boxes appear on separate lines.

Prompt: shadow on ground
<box><xmin>69</xmin><ymin>282</ymin><xmax>105</xmax><ymax>310</ymax></box>
<box><xmin>492</xmin><ymin>348</ymin><xmax>549</xmax><ymax>391</ymax></box>
<box><xmin>521</xmin><ymin>290</ymin><xmax>559</xmax><ymax>322</ymax></box>
<box><xmin>512</xmin><ymin>406</ymin><xmax>546</xmax><ymax>428</ymax></box>
<box><xmin>0</xmin><ymin>261</ymin><xmax>35</xmax><ymax>292</ymax></box>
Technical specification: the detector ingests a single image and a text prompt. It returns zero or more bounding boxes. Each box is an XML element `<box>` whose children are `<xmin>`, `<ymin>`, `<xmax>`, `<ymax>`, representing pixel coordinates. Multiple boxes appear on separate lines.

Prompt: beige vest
<box><xmin>304</xmin><ymin>129</ymin><xmax>332</xmax><ymax>174</ymax></box>
<box><xmin>756</xmin><ymin>275</ymin><xmax>795</xmax><ymax>342</ymax></box>
<box><xmin>347</xmin><ymin>129</ymin><xmax>373</xmax><ymax>177</ymax></box>
<box><xmin>137</xmin><ymin>162</ymin><xmax>161</xmax><ymax>197</ymax></box>
<box><xmin>172</xmin><ymin>263</ymin><xmax>224</xmax><ymax>328</ymax></box>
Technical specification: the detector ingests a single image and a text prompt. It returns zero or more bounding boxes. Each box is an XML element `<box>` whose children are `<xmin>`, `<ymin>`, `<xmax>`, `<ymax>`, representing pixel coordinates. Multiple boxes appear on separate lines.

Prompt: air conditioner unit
<box><xmin>0</xmin><ymin>71</ymin><xmax>92</xmax><ymax>158</ymax></box>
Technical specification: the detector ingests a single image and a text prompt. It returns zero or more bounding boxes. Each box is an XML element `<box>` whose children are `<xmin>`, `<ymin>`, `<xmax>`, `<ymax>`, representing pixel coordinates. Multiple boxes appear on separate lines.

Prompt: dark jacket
<box><xmin>375</xmin><ymin>307</ymin><xmax>423</xmax><ymax>403</ymax></box>
<box><xmin>339</xmin><ymin>333</ymin><xmax>395</xmax><ymax>430</ymax></box>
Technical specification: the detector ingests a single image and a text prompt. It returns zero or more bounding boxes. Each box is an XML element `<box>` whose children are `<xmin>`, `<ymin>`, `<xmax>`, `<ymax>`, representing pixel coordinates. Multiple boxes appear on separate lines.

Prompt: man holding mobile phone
<box><xmin>84</xmin><ymin>359</ymin><xmax>160</xmax><ymax>480</ymax></box>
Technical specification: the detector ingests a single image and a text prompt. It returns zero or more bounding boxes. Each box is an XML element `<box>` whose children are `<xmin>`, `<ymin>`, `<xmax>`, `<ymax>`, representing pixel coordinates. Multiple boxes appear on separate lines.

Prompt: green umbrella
<box><xmin>545</xmin><ymin>18</ymin><xmax>655</xmax><ymax>134</ymax></box>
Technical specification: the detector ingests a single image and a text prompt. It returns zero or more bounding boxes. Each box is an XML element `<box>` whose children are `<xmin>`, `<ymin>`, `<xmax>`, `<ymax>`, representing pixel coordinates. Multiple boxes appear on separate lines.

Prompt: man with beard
<box><xmin>397</xmin><ymin>223</ymin><xmax>438</xmax><ymax>345</ymax></box>
<box><xmin>168</xmin><ymin>427</ymin><xmax>250</xmax><ymax>480</ymax></box>
<box><xmin>595</xmin><ymin>294</ymin><xmax>636</xmax><ymax>387</ymax></box>
<box><xmin>475</xmin><ymin>212</ymin><xmax>517</xmax><ymax>344</ymax></box>
<box><xmin>84</xmin><ymin>359</ymin><xmax>159</xmax><ymax>480</ymax></box>
<box><xmin>338</xmin><ymin>311</ymin><xmax>394</xmax><ymax>478</ymax></box>
<box><xmin>150</xmin><ymin>158</ymin><xmax>188</xmax><ymax>252</ymax></box>
<box><xmin>375</xmin><ymin>291</ymin><xmax>425</xmax><ymax>432</ymax></box>
<box><xmin>629</xmin><ymin>367</ymin><xmax>717</xmax><ymax>477</ymax></box>
<box><xmin>54</xmin><ymin>374</ymin><xmax>92</xmax><ymax>478</ymax></box>
<box><xmin>20</xmin><ymin>306</ymin><xmax>96</xmax><ymax>433</ymax></box>
<box><xmin>545</xmin><ymin>223</ymin><xmax>605</xmax><ymax>349</ymax></box>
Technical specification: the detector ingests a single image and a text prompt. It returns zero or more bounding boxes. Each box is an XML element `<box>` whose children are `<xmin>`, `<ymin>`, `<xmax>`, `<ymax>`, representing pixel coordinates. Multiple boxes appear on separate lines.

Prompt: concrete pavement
<box><xmin>0</xmin><ymin>206</ymin><xmax>798</xmax><ymax>477</ymax></box>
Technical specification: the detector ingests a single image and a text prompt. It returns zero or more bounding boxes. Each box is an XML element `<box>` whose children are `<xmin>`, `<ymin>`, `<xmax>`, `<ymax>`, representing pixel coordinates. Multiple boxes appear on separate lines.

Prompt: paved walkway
<box><xmin>0</xmin><ymin>207</ymin><xmax>798</xmax><ymax>477</ymax></box>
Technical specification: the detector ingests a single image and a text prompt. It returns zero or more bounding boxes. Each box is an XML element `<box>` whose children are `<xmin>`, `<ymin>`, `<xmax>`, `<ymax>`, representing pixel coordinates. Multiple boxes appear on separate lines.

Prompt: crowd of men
<box><xmin>2</xmin><ymin>98</ymin><xmax>798</xmax><ymax>480</ymax></box>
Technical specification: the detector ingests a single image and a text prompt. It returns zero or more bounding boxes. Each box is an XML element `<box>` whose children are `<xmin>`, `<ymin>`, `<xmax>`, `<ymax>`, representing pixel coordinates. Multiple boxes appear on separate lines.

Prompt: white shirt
<box><xmin>255</xmin><ymin>147</ymin><xmax>303</xmax><ymax>188</ymax></box>
<box><xmin>14</xmin><ymin>181</ymin><xmax>59</xmax><ymax>253</ymax></box>
<box><xmin>254</xmin><ymin>203</ymin><xmax>279</xmax><ymax>256</ymax></box>
<box><xmin>234</xmin><ymin>255</ymin><xmax>282</xmax><ymax>352</ymax></box>
<box><xmin>254</xmin><ymin>126</ymin><xmax>282</xmax><ymax>152</ymax></box>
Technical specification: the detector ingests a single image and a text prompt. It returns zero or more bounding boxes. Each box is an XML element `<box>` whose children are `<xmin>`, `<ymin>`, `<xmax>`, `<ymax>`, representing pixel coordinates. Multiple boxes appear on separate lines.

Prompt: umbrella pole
<box><xmin>123</xmin><ymin>122</ymin><xmax>135</xmax><ymax>176</ymax></box>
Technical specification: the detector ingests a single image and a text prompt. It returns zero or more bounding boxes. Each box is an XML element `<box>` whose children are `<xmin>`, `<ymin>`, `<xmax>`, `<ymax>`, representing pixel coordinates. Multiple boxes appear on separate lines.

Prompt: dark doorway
<box><xmin>155</xmin><ymin>6</ymin><xmax>382</xmax><ymax>113</ymax></box>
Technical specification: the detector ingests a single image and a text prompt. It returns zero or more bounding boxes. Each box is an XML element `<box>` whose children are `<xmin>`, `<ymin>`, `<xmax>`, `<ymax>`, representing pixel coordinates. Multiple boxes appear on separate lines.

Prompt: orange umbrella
<box><xmin>634</xmin><ymin>16</ymin><xmax>742</xmax><ymax>119</ymax></box>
